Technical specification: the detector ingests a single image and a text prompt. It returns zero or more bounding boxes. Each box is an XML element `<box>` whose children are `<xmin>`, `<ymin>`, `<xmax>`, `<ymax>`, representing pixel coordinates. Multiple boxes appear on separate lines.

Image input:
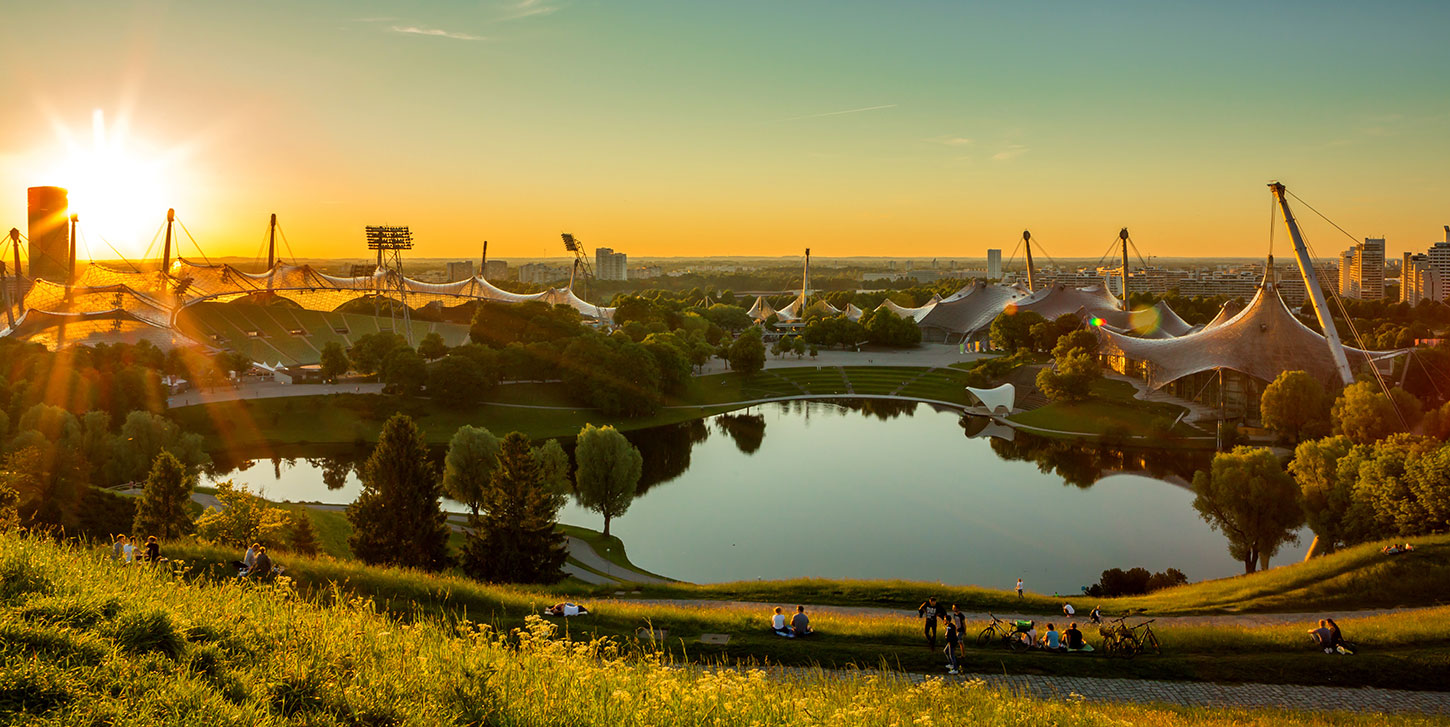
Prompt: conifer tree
<box><xmin>462</xmin><ymin>432</ymin><xmax>567</xmax><ymax>584</ymax></box>
<box><xmin>289</xmin><ymin>510</ymin><xmax>321</xmax><ymax>557</ymax></box>
<box><xmin>347</xmin><ymin>414</ymin><xmax>450</xmax><ymax>570</ymax></box>
<box><xmin>132</xmin><ymin>451</ymin><xmax>195</xmax><ymax>540</ymax></box>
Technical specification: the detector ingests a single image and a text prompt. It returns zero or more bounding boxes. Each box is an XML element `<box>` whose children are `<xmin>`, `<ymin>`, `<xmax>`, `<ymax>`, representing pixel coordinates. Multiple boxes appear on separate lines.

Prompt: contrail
<box><xmin>778</xmin><ymin>104</ymin><xmax>897</xmax><ymax>122</ymax></box>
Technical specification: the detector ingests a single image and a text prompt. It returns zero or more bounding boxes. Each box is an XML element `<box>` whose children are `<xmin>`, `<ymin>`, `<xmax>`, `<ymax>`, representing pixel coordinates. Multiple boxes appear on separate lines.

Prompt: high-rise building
<box><xmin>445</xmin><ymin>261</ymin><xmax>474</xmax><ymax>282</ymax></box>
<box><xmin>483</xmin><ymin>260</ymin><xmax>508</xmax><ymax>281</ymax></box>
<box><xmin>1404</xmin><ymin>253</ymin><xmax>1434</xmax><ymax>305</ymax></box>
<box><xmin>1429</xmin><ymin>238</ymin><xmax>1450</xmax><ymax>302</ymax></box>
<box><xmin>595</xmin><ymin>247</ymin><xmax>627</xmax><ymax>281</ymax></box>
<box><xmin>986</xmin><ymin>249</ymin><xmax>1002</xmax><ymax>279</ymax></box>
<box><xmin>1403</xmin><ymin>252</ymin><xmax>1414</xmax><ymax>303</ymax></box>
<box><xmin>1352</xmin><ymin>237</ymin><xmax>1385</xmax><ymax>300</ymax></box>
<box><xmin>27</xmin><ymin>186</ymin><xmax>70</xmax><ymax>282</ymax></box>
<box><xmin>1338</xmin><ymin>248</ymin><xmax>1357</xmax><ymax>297</ymax></box>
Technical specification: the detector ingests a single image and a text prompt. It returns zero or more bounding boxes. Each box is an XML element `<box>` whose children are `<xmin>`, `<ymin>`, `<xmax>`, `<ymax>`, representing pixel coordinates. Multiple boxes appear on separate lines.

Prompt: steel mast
<box><xmin>1269</xmin><ymin>182</ymin><xmax>1354</xmax><ymax>387</ymax></box>
<box><xmin>1022</xmin><ymin>230</ymin><xmax>1036</xmax><ymax>290</ymax></box>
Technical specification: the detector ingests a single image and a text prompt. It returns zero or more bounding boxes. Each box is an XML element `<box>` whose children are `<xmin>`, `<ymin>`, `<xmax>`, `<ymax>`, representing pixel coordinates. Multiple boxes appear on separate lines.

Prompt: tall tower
<box><xmin>986</xmin><ymin>249</ymin><xmax>1001</xmax><ymax>280</ymax></box>
<box><xmin>26</xmin><ymin>186</ymin><xmax>69</xmax><ymax>282</ymax></box>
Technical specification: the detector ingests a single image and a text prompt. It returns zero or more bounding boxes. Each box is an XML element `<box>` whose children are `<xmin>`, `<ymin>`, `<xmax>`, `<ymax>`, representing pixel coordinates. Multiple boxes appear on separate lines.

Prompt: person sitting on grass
<box><xmin>1325</xmin><ymin>618</ymin><xmax>1352</xmax><ymax>654</ymax></box>
<box><xmin>791</xmin><ymin>605</ymin><xmax>813</xmax><ymax>638</ymax></box>
<box><xmin>1064</xmin><ymin>622</ymin><xmax>1091</xmax><ymax>652</ymax></box>
<box><xmin>771</xmin><ymin>606</ymin><xmax>792</xmax><ymax>637</ymax></box>
<box><xmin>1309</xmin><ymin>619</ymin><xmax>1337</xmax><ymax>653</ymax></box>
<box><xmin>244</xmin><ymin>545</ymin><xmax>273</xmax><ymax>579</ymax></box>
<box><xmin>143</xmin><ymin>536</ymin><xmax>160</xmax><ymax>564</ymax></box>
<box><xmin>233</xmin><ymin>542</ymin><xmax>260</xmax><ymax>572</ymax></box>
<box><xmin>1041</xmin><ymin>623</ymin><xmax>1064</xmax><ymax>652</ymax></box>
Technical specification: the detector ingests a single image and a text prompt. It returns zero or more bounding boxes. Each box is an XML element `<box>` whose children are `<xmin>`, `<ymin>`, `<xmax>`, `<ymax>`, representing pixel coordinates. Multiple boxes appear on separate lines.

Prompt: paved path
<box><xmin>169</xmin><ymin>382</ymin><xmax>384</xmax><ymax>408</ymax></box>
<box><xmin>564</xmin><ymin>536</ymin><xmax>671</xmax><ymax>585</ymax></box>
<box><xmin>621</xmin><ymin>597</ymin><xmax>1418</xmax><ymax>629</ymax></box>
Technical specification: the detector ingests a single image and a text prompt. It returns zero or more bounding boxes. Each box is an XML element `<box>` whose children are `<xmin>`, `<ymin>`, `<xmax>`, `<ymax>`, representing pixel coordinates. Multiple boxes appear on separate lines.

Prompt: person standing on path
<box><xmin>918</xmin><ymin>596</ymin><xmax>944</xmax><ymax>649</ymax></box>
<box><xmin>943</xmin><ymin>617</ymin><xmax>960</xmax><ymax>674</ymax></box>
<box><xmin>950</xmin><ymin>604</ymin><xmax>967</xmax><ymax>657</ymax></box>
<box><xmin>1016</xmin><ymin>578</ymin><xmax>1024</xmax><ymax>599</ymax></box>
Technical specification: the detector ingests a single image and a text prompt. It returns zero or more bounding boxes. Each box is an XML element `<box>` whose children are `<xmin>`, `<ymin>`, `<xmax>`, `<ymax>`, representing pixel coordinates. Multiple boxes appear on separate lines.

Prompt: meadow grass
<box><xmin>149</xmin><ymin>538</ymin><xmax>1450</xmax><ymax>691</ymax></box>
<box><xmin>2</xmin><ymin>536</ymin><xmax>1443</xmax><ymax>726</ymax></box>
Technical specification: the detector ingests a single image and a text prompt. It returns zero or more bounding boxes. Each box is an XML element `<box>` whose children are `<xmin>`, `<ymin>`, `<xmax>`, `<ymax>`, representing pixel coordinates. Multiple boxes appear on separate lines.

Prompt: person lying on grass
<box><xmin>544</xmin><ymin>602</ymin><xmax>589</xmax><ymax>617</ymax></box>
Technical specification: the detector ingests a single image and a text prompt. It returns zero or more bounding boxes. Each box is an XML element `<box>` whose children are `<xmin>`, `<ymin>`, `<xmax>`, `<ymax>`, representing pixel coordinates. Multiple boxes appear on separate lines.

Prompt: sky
<box><xmin>1</xmin><ymin>0</ymin><xmax>1447</xmax><ymax>263</ymax></box>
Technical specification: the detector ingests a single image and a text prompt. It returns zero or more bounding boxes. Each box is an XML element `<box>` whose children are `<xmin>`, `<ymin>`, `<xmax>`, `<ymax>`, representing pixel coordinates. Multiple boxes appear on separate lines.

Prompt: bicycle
<box><xmin>1098</xmin><ymin>614</ymin><xmax>1134</xmax><ymax>658</ymax></box>
<box><xmin>1127</xmin><ymin>618</ymin><xmax>1160</xmax><ymax>657</ymax></box>
<box><xmin>976</xmin><ymin>613</ymin><xmax>1032</xmax><ymax>652</ymax></box>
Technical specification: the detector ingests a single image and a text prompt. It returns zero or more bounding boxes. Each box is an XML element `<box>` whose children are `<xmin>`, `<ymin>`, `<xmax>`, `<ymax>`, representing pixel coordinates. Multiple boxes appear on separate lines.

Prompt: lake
<box><xmin>204</xmin><ymin>400</ymin><xmax>1309</xmax><ymax>594</ymax></box>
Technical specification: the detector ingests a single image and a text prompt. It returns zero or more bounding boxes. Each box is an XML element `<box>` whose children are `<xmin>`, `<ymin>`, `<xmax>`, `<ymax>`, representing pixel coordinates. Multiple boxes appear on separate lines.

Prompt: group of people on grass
<box><xmin>230</xmin><ymin>542</ymin><xmax>281</xmax><ymax>579</ymax></box>
<box><xmin>1309</xmin><ymin>618</ymin><xmax>1353</xmax><ymax>655</ymax></box>
<box><xmin>110</xmin><ymin>534</ymin><xmax>161</xmax><ymax>564</ymax></box>
<box><xmin>1381</xmin><ymin>543</ymin><xmax>1415</xmax><ymax>555</ymax></box>
<box><xmin>770</xmin><ymin>605</ymin><xmax>813</xmax><ymax>638</ymax></box>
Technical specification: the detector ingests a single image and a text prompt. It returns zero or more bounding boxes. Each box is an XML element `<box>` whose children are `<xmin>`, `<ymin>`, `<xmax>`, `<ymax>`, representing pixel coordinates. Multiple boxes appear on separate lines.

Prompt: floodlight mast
<box><xmin>1269</xmin><ymin>182</ymin><xmax>1354</xmax><ymax>387</ymax></box>
<box><xmin>364</xmin><ymin>225</ymin><xmax>415</xmax><ymax>344</ymax></box>
<box><xmin>560</xmin><ymin>233</ymin><xmax>594</xmax><ymax>300</ymax></box>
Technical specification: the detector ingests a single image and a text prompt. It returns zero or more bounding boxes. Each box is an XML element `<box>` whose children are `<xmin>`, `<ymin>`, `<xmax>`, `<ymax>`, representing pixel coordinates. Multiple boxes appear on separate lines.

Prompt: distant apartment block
<box><xmin>987</xmin><ymin>249</ymin><xmax>1002</xmax><ymax>279</ymax></box>
<box><xmin>1339</xmin><ymin>248</ymin><xmax>1358</xmax><ymax>297</ymax></box>
<box><xmin>1431</xmin><ymin>232</ymin><xmax>1450</xmax><ymax>302</ymax></box>
<box><xmin>631</xmin><ymin>265</ymin><xmax>662</xmax><ymax>279</ymax></box>
<box><xmin>483</xmin><ymin>260</ymin><xmax>508</xmax><ymax>281</ymax></box>
<box><xmin>518</xmin><ymin>262</ymin><xmax>568</xmax><ymax>284</ymax></box>
<box><xmin>445</xmin><ymin>260</ymin><xmax>474</xmax><ymax>282</ymax></box>
<box><xmin>1349</xmin><ymin>237</ymin><xmax>1385</xmax><ymax>300</ymax></box>
<box><xmin>595</xmin><ymin>247</ymin><xmax>628</xmax><ymax>281</ymax></box>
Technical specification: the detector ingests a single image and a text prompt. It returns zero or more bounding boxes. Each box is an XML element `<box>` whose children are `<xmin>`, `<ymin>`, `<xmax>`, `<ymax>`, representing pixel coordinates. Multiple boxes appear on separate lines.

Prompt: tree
<box><xmin>193</xmin><ymin>480</ymin><xmax>292</xmax><ymax>548</ymax></box>
<box><xmin>132</xmin><ymin>451</ymin><xmax>196</xmax><ymax>541</ymax></box>
<box><xmin>1353</xmin><ymin>433</ymin><xmax>1439</xmax><ymax>537</ymax></box>
<box><xmin>428</xmin><ymin>354</ymin><xmax>494</xmax><ymax>409</ymax></box>
<box><xmin>442</xmin><ymin>425</ymin><xmax>500</xmax><ymax>516</ymax></box>
<box><xmin>346</xmin><ymin>414</ymin><xmax>450</xmax><ymax>570</ymax></box>
<box><xmin>1036</xmin><ymin>350</ymin><xmax>1098</xmax><ymax>402</ymax></box>
<box><xmin>573</xmin><ymin>424</ymin><xmax>643</xmax><ymax>538</ymax></box>
<box><xmin>347</xmin><ymin>332</ymin><xmax>408</xmax><ymax>376</ymax></box>
<box><xmin>320</xmin><ymin>341</ymin><xmax>349</xmax><ymax>382</ymax></box>
<box><xmin>727</xmin><ymin>328</ymin><xmax>766</xmax><ymax>377</ymax></box>
<box><xmin>864</xmin><ymin>308</ymin><xmax>922</xmax><ymax>347</ymax></box>
<box><xmin>418</xmin><ymin>332</ymin><xmax>449</xmax><ymax>361</ymax></box>
<box><xmin>1405</xmin><ymin>443</ymin><xmax>1450</xmax><ymax>533</ymax></box>
<box><xmin>532</xmin><ymin>438</ymin><xmax>572</xmax><ymax>495</ymax></box>
<box><xmin>462</xmin><ymin>432</ymin><xmax>568</xmax><ymax>584</ymax></box>
<box><xmin>382</xmin><ymin>347</ymin><xmax>427</xmax><ymax>395</ymax></box>
<box><xmin>1051</xmin><ymin>329</ymin><xmax>1098</xmax><ymax>360</ymax></box>
<box><xmin>990</xmin><ymin>310</ymin><xmax>1045</xmax><ymax>351</ymax></box>
<box><xmin>289</xmin><ymin>511</ymin><xmax>321</xmax><ymax>557</ymax></box>
<box><xmin>114</xmin><ymin>411</ymin><xmax>209</xmax><ymax>485</ymax></box>
<box><xmin>1288</xmin><ymin>435</ymin><xmax>1360</xmax><ymax>552</ymax></box>
<box><xmin>1331</xmin><ymin>381</ymin><xmax>1423</xmax><ymax>445</ymax></box>
<box><xmin>1261</xmin><ymin>371</ymin><xmax>1330</xmax><ymax>443</ymax></box>
<box><xmin>1191</xmin><ymin>446</ymin><xmax>1303</xmax><ymax>573</ymax></box>
<box><xmin>703</xmin><ymin>303</ymin><xmax>754</xmax><ymax>332</ymax></box>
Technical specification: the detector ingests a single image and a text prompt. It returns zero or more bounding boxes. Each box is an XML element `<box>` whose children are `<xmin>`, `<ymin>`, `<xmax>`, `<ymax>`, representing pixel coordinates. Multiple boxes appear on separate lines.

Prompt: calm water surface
<box><xmin>206</xmin><ymin>401</ymin><xmax>1308</xmax><ymax>594</ymax></box>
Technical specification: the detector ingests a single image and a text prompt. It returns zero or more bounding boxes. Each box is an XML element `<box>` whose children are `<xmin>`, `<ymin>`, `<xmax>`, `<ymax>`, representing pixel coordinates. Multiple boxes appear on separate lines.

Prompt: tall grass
<box><xmin>2</xmin><ymin>536</ymin><xmax>1438</xmax><ymax>726</ymax></box>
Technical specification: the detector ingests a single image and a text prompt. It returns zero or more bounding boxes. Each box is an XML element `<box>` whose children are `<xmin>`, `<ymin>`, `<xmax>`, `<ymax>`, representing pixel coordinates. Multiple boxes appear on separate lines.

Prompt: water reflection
<box><xmin>715</xmin><ymin>413</ymin><xmax>766</xmax><ymax>454</ymax></box>
<box><xmin>203</xmin><ymin>401</ymin><xmax>1303</xmax><ymax>591</ymax></box>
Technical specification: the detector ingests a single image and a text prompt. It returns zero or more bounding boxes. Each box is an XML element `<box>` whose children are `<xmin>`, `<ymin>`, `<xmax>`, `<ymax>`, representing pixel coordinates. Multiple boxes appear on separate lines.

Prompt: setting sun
<box><xmin>42</xmin><ymin>109</ymin><xmax>178</xmax><ymax>258</ymax></box>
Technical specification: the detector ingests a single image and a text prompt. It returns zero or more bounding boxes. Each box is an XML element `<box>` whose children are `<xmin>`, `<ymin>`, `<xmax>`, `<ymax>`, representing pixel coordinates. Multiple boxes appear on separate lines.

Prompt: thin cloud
<box><xmin>778</xmin><ymin>104</ymin><xmax>897</xmax><ymax>122</ymax></box>
<box><xmin>500</xmin><ymin>0</ymin><xmax>561</xmax><ymax>21</ymax></box>
<box><xmin>390</xmin><ymin>25</ymin><xmax>486</xmax><ymax>41</ymax></box>
<box><xmin>353</xmin><ymin>16</ymin><xmax>397</xmax><ymax>23</ymax></box>
<box><xmin>992</xmin><ymin>144</ymin><xmax>1029</xmax><ymax>161</ymax></box>
<box><xmin>929</xmin><ymin>135</ymin><xmax>974</xmax><ymax>147</ymax></box>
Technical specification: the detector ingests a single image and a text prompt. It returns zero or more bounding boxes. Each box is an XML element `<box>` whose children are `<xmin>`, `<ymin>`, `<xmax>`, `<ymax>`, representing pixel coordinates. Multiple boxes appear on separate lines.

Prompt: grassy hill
<box><xmin>2</xmin><ymin>536</ymin><xmax>1438</xmax><ymax>726</ymax></box>
<box><xmin>614</xmin><ymin>534</ymin><xmax>1450</xmax><ymax>615</ymax></box>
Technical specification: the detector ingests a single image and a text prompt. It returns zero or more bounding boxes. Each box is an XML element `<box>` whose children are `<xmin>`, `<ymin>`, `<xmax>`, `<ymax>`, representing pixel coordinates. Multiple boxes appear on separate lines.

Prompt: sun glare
<box><xmin>43</xmin><ymin>109</ymin><xmax>177</xmax><ymax>259</ymax></box>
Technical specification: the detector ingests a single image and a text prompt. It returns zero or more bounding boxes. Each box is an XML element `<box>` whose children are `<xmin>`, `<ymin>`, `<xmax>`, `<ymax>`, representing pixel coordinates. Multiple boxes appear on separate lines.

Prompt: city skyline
<box><xmin>1</xmin><ymin>1</ymin><xmax>1447</xmax><ymax>261</ymax></box>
